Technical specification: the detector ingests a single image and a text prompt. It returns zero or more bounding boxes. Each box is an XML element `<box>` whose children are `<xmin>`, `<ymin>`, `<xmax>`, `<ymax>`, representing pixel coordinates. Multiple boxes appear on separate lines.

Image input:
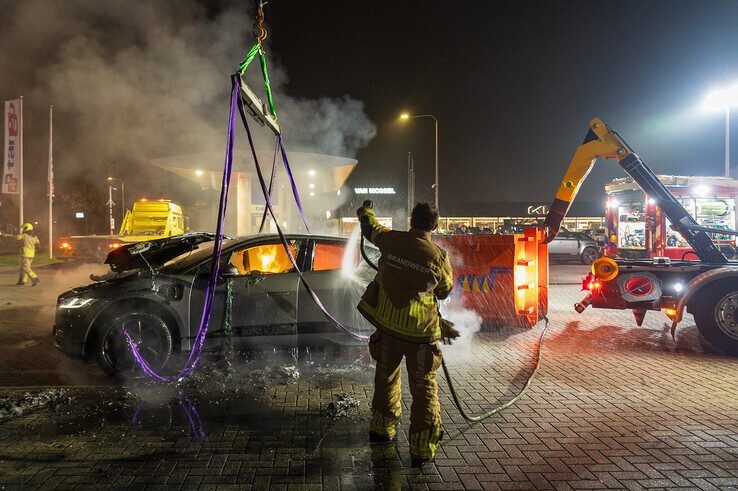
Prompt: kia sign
<box><xmin>2</xmin><ymin>100</ymin><xmax>21</xmax><ymax>195</ymax></box>
<box><xmin>527</xmin><ymin>204</ymin><xmax>548</xmax><ymax>215</ymax></box>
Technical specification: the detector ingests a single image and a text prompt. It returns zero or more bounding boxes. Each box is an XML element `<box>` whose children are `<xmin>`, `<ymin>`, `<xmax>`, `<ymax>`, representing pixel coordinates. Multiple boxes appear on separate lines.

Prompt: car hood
<box><xmin>104</xmin><ymin>232</ymin><xmax>219</xmax><ymax>272</ymax></box>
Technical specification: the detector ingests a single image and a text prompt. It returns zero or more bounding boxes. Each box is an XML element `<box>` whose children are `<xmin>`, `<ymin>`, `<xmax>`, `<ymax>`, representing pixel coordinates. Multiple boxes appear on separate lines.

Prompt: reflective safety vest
<box><xmin>7</xmin><ymin>233</ymin><xmax>40</xmax><ymax>258</ymax></box>
<box><xmin>357</xmin><ymin>210</ymin><xmax>453</xmax><ymax>343</ymax></box>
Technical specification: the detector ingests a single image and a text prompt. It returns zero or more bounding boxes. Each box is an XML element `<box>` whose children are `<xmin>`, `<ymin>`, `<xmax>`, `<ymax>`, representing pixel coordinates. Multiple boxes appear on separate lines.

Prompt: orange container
<box><xmin>435</xmin><ymin>227</ymin><xmax>548</xmax><ymax>327</ymax></box>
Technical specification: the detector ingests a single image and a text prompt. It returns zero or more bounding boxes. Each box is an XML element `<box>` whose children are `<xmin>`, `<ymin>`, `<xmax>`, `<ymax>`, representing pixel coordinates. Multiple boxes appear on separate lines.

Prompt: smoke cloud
<box><xmin>439</xmin><ymin>300</ymin><xmax>484</xmax><ymax>362</ymax></box>
<box><xmin>0</xmin><ymin>0</ymin><xmax>376</xmax><ymax>233</ymax></box>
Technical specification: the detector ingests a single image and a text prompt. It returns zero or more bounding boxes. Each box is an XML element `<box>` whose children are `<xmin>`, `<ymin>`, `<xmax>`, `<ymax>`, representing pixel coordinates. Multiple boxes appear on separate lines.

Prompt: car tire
<box><xmin>692</xmin><ymin>279</ymin><xmax>738</xmax><ymax>355</ymax></box>
<box><xmin>96</xmin><ymin>312</ymin><xmax>173</xmax><ymax>377</ymax></box>
<box><xmin>580</xmin><ymin>247</ymin><xmax>598</xmax><ymax>265</ymax></box>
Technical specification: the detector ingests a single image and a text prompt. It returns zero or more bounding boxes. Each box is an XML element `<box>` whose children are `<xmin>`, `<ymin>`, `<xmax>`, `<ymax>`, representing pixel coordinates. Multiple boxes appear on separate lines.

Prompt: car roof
<box><xmin>231</xmin><ymin>233</ymin><xmax>348</xmax><ymax>243</ymax></box>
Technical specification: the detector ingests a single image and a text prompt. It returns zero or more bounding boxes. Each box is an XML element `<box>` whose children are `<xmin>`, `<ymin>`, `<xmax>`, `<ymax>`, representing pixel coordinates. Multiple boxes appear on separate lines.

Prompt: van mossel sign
<box><xmin>354</xmin><ymin>187</ymin><xmax>396</xmax><ymax>195</ymax></box>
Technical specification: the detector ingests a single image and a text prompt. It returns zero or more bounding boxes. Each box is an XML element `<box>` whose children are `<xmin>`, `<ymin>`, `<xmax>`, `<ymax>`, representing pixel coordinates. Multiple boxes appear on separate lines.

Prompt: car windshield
<box><xmin>159</xmin><ymin>239</ymin><xmax>238</xmax><ymax>273</ymax></box>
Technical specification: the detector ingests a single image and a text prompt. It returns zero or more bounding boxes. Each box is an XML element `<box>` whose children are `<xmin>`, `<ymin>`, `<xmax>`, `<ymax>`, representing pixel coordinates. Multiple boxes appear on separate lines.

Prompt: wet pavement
<box><xmin>0</xmin><ymin>262</ymin><xmax>737</xmax><ymax>489</ymax></box>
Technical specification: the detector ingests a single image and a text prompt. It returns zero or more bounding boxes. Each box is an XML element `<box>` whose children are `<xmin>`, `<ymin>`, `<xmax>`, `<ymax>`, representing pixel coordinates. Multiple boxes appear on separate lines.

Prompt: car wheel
<box><xmin>96</xmin><ymin>312</ymin><xmax>173</xmax><ymax>377</ymax></box>
<box><xmin>692</xmin><ymin>279</ymin><xmax>738</xmax><ymax>355</ymax></box>
<box><xmin>580</xmin><ymin>247</ymin><xmax>598</xmax><ymax>265</ymax></box>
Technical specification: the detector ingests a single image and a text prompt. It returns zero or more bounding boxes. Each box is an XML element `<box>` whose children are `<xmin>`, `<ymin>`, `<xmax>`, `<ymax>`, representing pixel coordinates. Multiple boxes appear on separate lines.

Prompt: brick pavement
<box><xmin>0</xmin><ymin>273</ymin><xmax>737</xmax><ymax>489</ymax></box>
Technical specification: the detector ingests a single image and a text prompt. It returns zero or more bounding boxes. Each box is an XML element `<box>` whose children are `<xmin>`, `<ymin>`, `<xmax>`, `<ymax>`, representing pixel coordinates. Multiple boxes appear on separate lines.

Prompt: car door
<box><xmin>297</xmin><ymin>238</ymin><xmax>373</xmax><ymax>344</ymax></box>
<box><xmin>224</xmin><ymin>239</ymin><xmax>304</xmax><ymax>343</ymax></box>
<box><xmin>187</xmin><ymin>262</ymin><xmax>228</xmax><ymax>351</ymax></box>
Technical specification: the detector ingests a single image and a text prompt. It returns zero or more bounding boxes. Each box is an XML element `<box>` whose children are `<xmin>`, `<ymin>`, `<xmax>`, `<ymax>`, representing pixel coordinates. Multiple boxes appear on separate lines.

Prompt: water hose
<box><xmin>359</xmin><ymin>236</ymin><xmax>549</xmax><ymax>422</ymax></box>
<box><xmin>441</xmin><ymin>318</ymin><xmax>548</xmax><ymax>422</ymax></box>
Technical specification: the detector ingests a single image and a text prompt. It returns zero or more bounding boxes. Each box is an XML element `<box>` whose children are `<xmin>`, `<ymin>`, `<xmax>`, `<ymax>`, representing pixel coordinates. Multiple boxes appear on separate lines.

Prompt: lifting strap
<box><xmin>127</xmin><ymin>8</ymin><xmax>370</xmax><ymax>382</ymax></box>
<box><xmin>124</xmin><ymin>77</ymin><xmax>240</xmax><ymax>382</ymax></box>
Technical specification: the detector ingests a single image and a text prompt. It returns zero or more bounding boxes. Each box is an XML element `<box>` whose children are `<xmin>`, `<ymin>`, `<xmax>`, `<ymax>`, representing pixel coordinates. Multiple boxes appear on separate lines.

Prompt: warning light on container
<box><xmin>60</xmin><ymin>242</ymin><xmax>72</xmax><ymax>250</ymax></box>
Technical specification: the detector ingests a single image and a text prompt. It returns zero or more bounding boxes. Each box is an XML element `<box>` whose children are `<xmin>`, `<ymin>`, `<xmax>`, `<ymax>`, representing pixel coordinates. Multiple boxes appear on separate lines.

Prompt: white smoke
<box><xmin>0</xmin><ymin>0</ymin><xmax>376</xmax><ymax>227</ymax></box>
<box><xmin>439</xmin><ymin>300</ymin><xmax>483</xmax><ymax>362</ymax></box>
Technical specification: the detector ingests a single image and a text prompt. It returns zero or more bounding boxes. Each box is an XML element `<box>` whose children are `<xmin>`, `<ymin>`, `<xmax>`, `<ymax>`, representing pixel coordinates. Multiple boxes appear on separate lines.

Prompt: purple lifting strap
<box><xmin>235</xmin><ymin>78</ymin><xmax>368</xmax><ymax>342</ymax></box>
<box><xmin>123</xmin><ymin>75</ymin><xmax>240</xmax><ymax>382</ymax></box>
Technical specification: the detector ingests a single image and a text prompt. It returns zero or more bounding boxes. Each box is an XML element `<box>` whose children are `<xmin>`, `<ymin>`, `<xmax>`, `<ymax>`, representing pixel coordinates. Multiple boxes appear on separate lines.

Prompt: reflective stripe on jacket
<box><xmin>357</xmin><ymin>209</ymin><xmax>453</xmax><ymax>343</ymax></box>
<box><xmin>5</xmin><ymin>233</ymin><xmax>39</xmax><ymax>258</ymax></box>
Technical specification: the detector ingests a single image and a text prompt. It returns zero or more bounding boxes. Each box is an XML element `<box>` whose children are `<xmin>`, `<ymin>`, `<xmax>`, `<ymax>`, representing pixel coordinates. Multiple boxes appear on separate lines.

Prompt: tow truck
<box><xmin>59</xmin><ymin>199</ymin><xmax>187</xmax><ymax>262</ymax></box>
<box><xmin>543</xmin><ymin>118</ymin><xmax>738</xmax><ymax>354</ymax></box>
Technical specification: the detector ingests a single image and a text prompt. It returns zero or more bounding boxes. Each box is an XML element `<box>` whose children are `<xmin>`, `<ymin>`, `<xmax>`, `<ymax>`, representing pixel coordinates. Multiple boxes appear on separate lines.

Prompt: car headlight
<box><xmin>59</xmin><ymin>297</ymin><xmax>96</xmax><ymax>309</ymax></box>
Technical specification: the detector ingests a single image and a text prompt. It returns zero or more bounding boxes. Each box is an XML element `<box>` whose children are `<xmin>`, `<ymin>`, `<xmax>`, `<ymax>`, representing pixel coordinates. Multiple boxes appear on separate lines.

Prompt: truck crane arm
<box><xmin>542</xmin><ymin>118</ymin><xmax>729</xmax><ymax>264</ymax></box>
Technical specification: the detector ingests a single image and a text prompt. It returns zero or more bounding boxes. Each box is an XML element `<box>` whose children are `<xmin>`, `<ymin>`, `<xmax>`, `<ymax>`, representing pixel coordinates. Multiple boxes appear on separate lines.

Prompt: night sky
<box><xmin>266</xmin><ymin>0</ymin><xmax>738</xmax><ymax>209</ymax></box>
<box><xmin>3</xmin><ymin>0</ymin><xmax>738</xmax><ymax>231</ymax></box>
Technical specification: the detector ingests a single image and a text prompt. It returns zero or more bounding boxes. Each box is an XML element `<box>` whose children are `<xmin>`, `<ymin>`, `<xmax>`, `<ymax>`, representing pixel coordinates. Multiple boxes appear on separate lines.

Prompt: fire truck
<box><xmin>605</xmin><ymin>176</ymin><xmax>738</xmax><ymax>260</ymax></box>
<box><xmin>543</xmin><ymin>118</ymin><xmax>738</xmax><ymax>354</ymax></box>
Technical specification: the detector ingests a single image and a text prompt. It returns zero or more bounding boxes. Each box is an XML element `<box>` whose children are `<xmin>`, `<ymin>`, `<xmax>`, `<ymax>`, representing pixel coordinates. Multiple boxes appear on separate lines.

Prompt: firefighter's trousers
<box><xmin>369</xmin><ymin>330</ymin><xmax>443</xmax><ymax>460</ymax></box>
<box><xmin>19</xmin><ymin>257</ymin><xmax>37</xmax><ymax>284</ymax></box>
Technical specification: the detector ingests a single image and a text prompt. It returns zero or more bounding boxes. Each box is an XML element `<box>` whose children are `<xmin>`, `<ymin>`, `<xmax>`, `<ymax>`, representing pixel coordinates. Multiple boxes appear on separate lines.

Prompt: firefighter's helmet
<box><xmin>20</xmin><ymin>223</ymin><xmax>33</xmax><ymax>232</ymax></box>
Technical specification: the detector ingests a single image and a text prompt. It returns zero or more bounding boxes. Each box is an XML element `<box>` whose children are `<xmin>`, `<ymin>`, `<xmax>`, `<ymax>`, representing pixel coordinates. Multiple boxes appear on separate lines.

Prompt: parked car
<box><xmin>495</xmin><ymin>224</ymin><xmax>600</xmax><ymax>265</ymax></box>
<box><xmin>548</xmin><ymin>230</ymin><xmax>600</xmax><ymax>264</ymax></box>
<box><xmin>53</xmin><ymin>233</ymin><xmax>376</xmax><ymax>376</ymax></box>
<box><xmin>587</xmin><ymin>228</ymin><xmax>608</xmax><ymax>245</ymax></box>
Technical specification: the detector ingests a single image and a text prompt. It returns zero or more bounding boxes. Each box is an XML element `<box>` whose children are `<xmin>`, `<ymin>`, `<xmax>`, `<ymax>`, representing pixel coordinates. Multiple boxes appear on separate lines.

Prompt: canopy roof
<box><xmin>151</xmin><ymin>151</ymin><xmax>357</xmax><ymax>192</ymax></box>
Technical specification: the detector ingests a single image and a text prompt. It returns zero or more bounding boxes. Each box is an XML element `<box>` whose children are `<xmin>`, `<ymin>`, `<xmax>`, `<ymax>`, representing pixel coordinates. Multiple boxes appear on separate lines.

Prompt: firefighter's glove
<box><xmin>440</xmin><ymin>318</ymin><xmax>460</xmax><ymax>344</ymax></box>
<box><xmin>356</xmin><ymin>206</ymin><xmax>375</xmax><ymax>220</ymax></box>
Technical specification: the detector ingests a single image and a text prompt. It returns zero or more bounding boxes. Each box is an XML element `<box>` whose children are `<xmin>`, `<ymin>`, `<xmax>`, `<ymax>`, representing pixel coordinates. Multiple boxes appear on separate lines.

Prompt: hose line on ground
<box><xmin>440</xmin><ymin>317</ymin><xmax>548</xmax><ymax>422</ymax></box>
<box><xmin>359</xmin><ymin>236</ymin><xmax>549</xmax><ymax>422</ymax></box>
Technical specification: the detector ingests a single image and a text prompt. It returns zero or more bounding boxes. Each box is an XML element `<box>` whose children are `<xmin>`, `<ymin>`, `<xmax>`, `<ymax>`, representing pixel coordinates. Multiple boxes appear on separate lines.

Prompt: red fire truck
<box><xmin>604</xmin><ymin>175</ymin><xmax>738</xmax><ymax>260</ymax></box>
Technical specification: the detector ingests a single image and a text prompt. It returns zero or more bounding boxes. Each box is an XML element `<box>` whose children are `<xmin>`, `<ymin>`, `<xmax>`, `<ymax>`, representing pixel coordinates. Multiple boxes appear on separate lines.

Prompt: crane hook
<box><xmin>253</xmin><ymin>0</ymin><xmax>268</xmax><ymax>44</ymax></box>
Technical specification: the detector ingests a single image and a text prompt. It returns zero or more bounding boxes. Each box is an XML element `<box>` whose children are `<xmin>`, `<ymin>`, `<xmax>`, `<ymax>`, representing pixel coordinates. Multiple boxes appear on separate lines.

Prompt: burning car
<box><xmin>53</xmin><ymin>233</ymin><xmax>376</xmax><ymax>376</ymax></box>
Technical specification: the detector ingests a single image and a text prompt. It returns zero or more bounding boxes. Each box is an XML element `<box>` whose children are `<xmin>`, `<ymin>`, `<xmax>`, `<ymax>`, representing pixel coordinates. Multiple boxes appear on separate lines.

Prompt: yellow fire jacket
<box><xmin>3</xmin><ymin>233</ymin><xmax>40</xmax><ymax>258</ymax></box>
<box><xmin>357</xmin><ymin>209</ymin><xmax>453</xmax><ymax>343</ymax></box>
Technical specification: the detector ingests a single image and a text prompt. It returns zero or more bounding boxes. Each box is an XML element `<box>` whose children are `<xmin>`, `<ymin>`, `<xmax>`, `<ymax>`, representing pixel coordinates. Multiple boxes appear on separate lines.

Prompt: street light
<box><xmin>107</xmin><ymin>176</ymin><xmax>126</xmax><ymax>223</ymax></box>
<box><xmin>399</xmin><ymin>112</ymin><xmax>439</xmax><ymax>211</ymax></box>
<box><xmin>702</xmin><ymin>83</ymin><xmax>738</xmax><ymax>178</ymax></box>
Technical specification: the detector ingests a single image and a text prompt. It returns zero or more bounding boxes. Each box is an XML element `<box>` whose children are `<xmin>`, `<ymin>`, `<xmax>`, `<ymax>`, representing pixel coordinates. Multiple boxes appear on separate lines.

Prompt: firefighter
<box><xmin>2</xmin><ymin>223</ymin><xmax>40</xmax><ymax>286</ymax></box>
<box><xmin>356</xmin><ymin>201</ymin><xmax>459</xmax><ymax>466</ymax></box>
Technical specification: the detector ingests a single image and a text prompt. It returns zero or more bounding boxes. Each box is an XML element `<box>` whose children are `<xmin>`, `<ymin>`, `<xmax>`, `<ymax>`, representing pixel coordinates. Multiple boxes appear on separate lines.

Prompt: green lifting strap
<box><xmin>238</xmin><ymin>43</ymin><xmax>260</xmax><ymax>74</ymax></box>
<box><xmin>238</xmin><ymin>43</ymin><xmax>277</xmax><ymax>118</ymax></box>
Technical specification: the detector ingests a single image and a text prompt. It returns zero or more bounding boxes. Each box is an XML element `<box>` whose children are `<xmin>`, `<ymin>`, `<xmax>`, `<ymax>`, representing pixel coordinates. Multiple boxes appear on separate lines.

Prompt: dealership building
<box><xmin>334</xmin><ymin>186</ymin><xmax>605</xmax><ymax>234</ymax></box>
<box><xmin>153</xmin><ymin>152</ymin><xmax>605</xmax><ymax>236</ymax></box>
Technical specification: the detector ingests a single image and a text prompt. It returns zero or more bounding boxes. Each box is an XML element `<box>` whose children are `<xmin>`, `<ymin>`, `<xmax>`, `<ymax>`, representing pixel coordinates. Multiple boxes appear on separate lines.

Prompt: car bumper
<box><xmin>53</xmin><ymin>307</ymin><xmax>97</xmax><ymax>358</ymax></box>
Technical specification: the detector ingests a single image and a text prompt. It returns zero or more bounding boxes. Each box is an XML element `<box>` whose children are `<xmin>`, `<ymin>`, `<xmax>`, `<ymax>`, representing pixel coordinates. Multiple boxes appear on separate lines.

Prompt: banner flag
<box><xmin>2</xmin><ymin>99</ymin><xmax>21</xmax><ymax>194</ymax></box>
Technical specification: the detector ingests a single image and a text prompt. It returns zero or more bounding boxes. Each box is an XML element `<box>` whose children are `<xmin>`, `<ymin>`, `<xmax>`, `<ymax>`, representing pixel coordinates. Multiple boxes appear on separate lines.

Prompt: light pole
<box><xmin>107</xmin><ymin>176</ymin><xmax>126</xmax><ymax>223</ymax></box>
<box><xmin>702</xmin><ymin>83</ymin><xmax>738</xmax><ymax>178</ymax></box>
<box><xmin>400</xmin><ymin>113</ymin><xmax>439</xmax><ymax>211</ymax></box>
